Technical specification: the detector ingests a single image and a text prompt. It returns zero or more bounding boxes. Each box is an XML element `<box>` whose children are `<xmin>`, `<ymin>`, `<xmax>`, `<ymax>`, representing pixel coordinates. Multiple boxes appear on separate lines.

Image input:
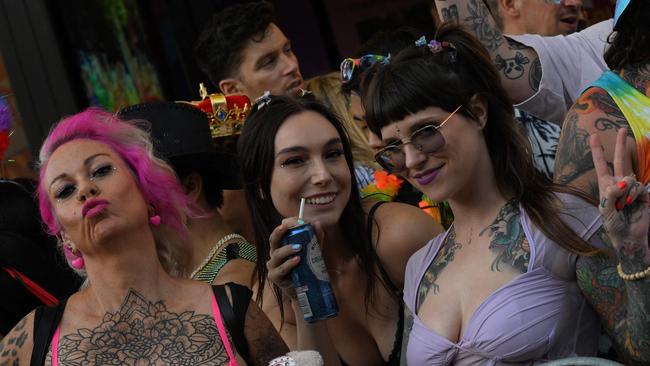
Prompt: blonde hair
<box><xmin>305</xmin><ymin>72</ymin><xmax>377</xmax><ymax>168</ymax></box>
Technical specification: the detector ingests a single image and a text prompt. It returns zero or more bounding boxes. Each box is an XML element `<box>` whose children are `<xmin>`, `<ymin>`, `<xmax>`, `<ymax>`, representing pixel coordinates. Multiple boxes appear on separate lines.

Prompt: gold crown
<box><xmin>177</xmin><ymin>83</ymin><xmax>251</xmax><ymax>139</ymax></box>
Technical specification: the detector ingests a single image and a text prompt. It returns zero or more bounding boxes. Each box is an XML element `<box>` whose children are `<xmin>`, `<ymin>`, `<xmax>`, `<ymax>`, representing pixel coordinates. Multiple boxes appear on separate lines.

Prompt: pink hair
<box><xmin>37</xmin><ymin>107</ymin><xmax>194</xmax><ymax>239</ymax></box>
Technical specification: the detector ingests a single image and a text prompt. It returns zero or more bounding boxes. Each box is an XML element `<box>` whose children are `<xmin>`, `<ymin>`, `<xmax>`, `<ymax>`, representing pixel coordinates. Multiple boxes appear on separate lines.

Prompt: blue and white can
<box><xmin>281</xmin><ymin>223</ymin><xmax>338</xmax><ymax>323</ymax></box>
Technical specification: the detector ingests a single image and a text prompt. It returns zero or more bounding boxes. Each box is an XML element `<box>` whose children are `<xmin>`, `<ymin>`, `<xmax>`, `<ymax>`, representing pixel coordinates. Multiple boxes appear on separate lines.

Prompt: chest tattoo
<box><xmin>480</xmin><ymin>200</ymin><xmax>530</xmax><ymax>273</ymax></box>
<box><xmin>51</xmin><ymin>289</ymin><xmax>229</xmax><ymax>365</ymax></box>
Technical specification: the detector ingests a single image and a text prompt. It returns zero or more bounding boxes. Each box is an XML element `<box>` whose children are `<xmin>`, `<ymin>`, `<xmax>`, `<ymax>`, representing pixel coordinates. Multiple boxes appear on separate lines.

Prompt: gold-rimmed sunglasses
<box><xmin>374</xmin><ymin>105</ymin><xmax>463</xmax><ymax>173</ymax></box>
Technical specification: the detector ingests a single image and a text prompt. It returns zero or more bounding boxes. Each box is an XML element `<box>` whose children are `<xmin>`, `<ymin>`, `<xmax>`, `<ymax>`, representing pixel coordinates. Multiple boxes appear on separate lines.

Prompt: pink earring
<box><xmin>62</xmin><ymin>239</ymin><xmax>85</xmax><ymax>270</ymax></box>
<box><xmin>149</xmin><ymin>214</ymin><xmax>161</xmax><ymax>227</ymax></box>
<box><xmin>71</xmin><ymin>256</ymin><xmax>85</xmax><ymax>269</ymax></box>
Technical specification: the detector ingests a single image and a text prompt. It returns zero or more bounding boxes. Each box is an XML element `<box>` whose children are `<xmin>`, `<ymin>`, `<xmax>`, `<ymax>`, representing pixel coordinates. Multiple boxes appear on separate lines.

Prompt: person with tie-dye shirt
<box><xmin>554</xmin><ymin>1</ymin><xmax>650</xmax><ymax>364</ymax></box>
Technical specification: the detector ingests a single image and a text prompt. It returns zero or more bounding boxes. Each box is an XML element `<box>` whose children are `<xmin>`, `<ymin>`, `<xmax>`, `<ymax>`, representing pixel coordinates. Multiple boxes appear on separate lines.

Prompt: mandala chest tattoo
<box><xmin>49</xmin><ymin>289</ymin><xmax>230</xmax><ymax>366</ymax></box>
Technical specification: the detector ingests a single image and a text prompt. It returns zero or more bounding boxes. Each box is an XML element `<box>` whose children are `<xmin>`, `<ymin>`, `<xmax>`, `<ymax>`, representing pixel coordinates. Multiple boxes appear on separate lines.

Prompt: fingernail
<box><xmin>617</xmin><ymin>181</ymin><xmax>627</xmax><ymax>190</ymax></box>
<box><xmin>291</xmin><ymin>244</ymin><xmax>301</xmax><ymax>251</ymax></box>
<box><xmin>293</xmin><ymin>256</ymin><xmax>300</xmax><ymax>262</ymax></box>
<box><xmin>626</xmin><ymin>195</ymin><xmax>632</xmax><ymax>205</ymax></box>
<box><xmin>616</xmin><ymin>200</ymin><xmax>623</xmax><ymax>210</ymax></box>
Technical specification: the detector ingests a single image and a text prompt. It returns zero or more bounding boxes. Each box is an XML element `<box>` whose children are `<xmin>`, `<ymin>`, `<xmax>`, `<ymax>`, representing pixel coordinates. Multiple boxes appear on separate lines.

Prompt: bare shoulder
<box><xmin>0</xmin><ymin>311</ymin><xmax>35</xmax><ymax>366</ymax></box>
<box><xmin>214</xmin><ymin>258</ymin><xmax>257</xmax><ymax>289</ymax></box>
<box><xmin>365</xmin><ymin>200</ymin><xmax>443</xmax><ymax>287</ymax></box>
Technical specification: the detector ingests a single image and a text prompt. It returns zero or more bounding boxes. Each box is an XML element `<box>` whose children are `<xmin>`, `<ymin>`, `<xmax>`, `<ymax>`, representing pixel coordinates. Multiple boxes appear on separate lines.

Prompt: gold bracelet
<box><xmin>616</xmin><ymin>263</ymin><xmax>650</xmax><ymax>281</ymax></box>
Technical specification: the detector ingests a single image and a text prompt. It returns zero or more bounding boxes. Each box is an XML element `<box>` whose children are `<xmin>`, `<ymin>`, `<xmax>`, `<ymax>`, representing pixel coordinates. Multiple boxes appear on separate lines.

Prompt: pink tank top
<box><xmin>50</xmin><ymin>292</ymin><xmax>238</xmax><ymax>366</ymax></box>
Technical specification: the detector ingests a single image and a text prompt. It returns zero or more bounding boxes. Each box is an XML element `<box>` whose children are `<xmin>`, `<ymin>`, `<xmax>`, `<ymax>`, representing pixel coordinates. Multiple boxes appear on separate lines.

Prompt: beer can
<box><xmin>280</xmin><ymin>223</ymin><xmax>338</xmax><ymax>322</ymax></box>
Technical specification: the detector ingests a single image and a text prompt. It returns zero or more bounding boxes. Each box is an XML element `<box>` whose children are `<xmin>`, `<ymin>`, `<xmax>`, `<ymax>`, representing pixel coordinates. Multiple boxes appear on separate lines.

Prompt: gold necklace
<box><xmin>190</xmin><ymin>233</ymin><xmax>246</xmax><ymax>279</ymax></box>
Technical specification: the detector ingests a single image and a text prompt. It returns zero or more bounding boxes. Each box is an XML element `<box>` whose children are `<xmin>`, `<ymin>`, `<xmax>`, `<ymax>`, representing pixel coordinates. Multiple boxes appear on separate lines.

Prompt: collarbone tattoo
<box><xmin>54</xmin><ymin>288</ymin><xmax>230</xmax><ymax>365</ymax></box>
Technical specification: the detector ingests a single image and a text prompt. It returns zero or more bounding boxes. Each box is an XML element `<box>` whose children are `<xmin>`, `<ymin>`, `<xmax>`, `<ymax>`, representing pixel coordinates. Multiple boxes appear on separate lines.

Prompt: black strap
<box><xmin>212</xmin><ymin>283</ymin><xmax>252</xmax><ymax>365</ymax></box>
<box><xmin>31</xmin><ymin>299</ymin><xmax>67</xmax><ymax>366</ymax></box>
<box><xmin>366</xmin><ymin>201</ymin><xmax>400</xmax><ymax>294</ymax></box>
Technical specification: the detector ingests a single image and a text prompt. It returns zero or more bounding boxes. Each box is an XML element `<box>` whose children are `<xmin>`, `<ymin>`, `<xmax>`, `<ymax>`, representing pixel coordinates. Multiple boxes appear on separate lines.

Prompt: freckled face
<box><xmin>44</xmin><ymin>139</ymin><xmax>149</xmax><ymax>253</ymax></box>
<box><xmin>269</xmin><ymin>111</ymin><xmax>351</xmax><ymax>228</ymax></box>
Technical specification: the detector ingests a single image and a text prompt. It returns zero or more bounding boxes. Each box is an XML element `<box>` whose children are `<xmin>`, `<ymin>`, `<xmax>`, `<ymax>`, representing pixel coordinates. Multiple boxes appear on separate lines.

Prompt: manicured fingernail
<box><xmin>291</xmin><ymin>244</ymin><xmax>301</xmax><ymax>251</ymax></box>
<box><xmin>626</xmin><ymin>195</ymin><xmax>632</xmax><ymax>205</ymax></box>
<box><xmin>617</xmin><ymin>181</ymin><xmax>627</xmax><ymax>190</ymax></box>
<box><xmin>616</xmin><ymin>200</ymin><xmax>623</xmax><ymax>210</ymax></box>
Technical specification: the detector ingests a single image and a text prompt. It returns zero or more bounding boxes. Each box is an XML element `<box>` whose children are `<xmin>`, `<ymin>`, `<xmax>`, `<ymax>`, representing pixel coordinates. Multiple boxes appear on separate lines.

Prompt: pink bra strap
<box><xmin>211</xmin><ymin>293</ymin><xmax>239</xmax><ymax>366</ymax></box>
<box><xmin>50</xmin><ymin>326</ymin><xmax>60</xmax><ymax>366</ymax></box>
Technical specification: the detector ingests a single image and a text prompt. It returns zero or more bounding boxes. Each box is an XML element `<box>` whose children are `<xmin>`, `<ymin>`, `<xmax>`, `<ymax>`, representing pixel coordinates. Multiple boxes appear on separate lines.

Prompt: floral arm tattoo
<box><xmin>434</xmin><ymin>0</ymin><xmax>541</xmax><ymax>103</ymax></box>
<box><xmin>479</xmin><ymin>200</ymin><xmax>530</xmax><ymax>273</ymax></box>
<box><xmin>52</xmin><ymin>289</ymin><xmax>231</xmax><ymax>365</ymax></box>
<box><xmin>577</xmin><ymin>228</ymin><xmax>650</xmax><ymax>364</ymax></box>
<box><xmin>0</xmin><ymin>316</ymin><xmax>29</xmax><ymax>365</ymax></box>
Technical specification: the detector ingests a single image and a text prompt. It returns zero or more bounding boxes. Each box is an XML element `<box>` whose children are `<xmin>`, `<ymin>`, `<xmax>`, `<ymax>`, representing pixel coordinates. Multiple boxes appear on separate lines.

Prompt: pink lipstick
<box><xmin>82</xmin><ymin>199</ymin><xmax>109</xmax><ymax>218</ymax></box>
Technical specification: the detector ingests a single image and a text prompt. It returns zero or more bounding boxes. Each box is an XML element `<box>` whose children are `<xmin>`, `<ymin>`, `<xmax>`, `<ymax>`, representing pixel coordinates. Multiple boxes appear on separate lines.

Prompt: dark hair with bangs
<box><xmin>363</xmin><ymin>23</ymin><xmax>597</xmax><ymax>256</ymax></box>
<box><xmin>238</xmin><ymin>95</ymin><xmax>396</xmax><ymax>318</ymax></box>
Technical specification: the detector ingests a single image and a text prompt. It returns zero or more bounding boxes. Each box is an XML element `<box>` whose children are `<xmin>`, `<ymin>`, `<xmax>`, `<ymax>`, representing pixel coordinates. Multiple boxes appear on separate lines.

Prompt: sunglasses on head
<box><xmin>374</xmin><ymin>105</ymin><xmax>463</xmax><ymax>173</ymax></box>
<box><xmin>339</xmin><ymin>54</ymin><xmax>390</xmax><ymax>84</ymax></box>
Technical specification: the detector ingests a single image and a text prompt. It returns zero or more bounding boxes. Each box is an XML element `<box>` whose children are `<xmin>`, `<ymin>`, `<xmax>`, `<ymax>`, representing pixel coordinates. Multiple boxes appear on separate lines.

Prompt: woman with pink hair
<box><xmin>0</xmin><ymin>108</ymin><xmax>287</xmax><ymax>365</ymax></box>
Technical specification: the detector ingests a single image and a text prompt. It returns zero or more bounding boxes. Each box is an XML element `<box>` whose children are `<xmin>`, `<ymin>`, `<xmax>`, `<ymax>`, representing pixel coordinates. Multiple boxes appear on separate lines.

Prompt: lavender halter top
<box><xmin>404</xmin><ymin>194</ymin><xmax>603</xmax><ymax>365</ymax></box>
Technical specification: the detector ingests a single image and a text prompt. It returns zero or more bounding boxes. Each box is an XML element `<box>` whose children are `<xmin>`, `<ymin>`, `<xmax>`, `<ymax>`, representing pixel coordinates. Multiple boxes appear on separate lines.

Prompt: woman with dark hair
<box><xmin>0</xmin><ymin>108</ymin><xmax>287</xmax><ymax>365</ymax></box>
<box><xmin>238</xmin><ymin>95</ymin><xmax>441</xmax><ymax>365</ymax></box>
<box><xmin>363</xmin><ymin>23</ymin><xmax>607</xmax><ymax>364</ymax></box>
<box><xmin>553</xmin><ymin>0</ymin><xmax>650</xmax><ymax>363</ymax></box>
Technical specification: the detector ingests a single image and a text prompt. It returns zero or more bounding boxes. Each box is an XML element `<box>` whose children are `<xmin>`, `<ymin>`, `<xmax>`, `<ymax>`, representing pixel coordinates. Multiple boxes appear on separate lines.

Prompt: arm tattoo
<box><xmin>245</xmin><ymin>301</ymin><xmax>288</xmax><ymax>366</ymax></box>
<box><xmin>554</xmin><ymin>110</ymin><xmax>594</xmax><ymax>185</ymax></box>
<box><xmin>441</xmin><ymin>4</ymin><xmax>459</xmax><ymax>23</ymax></box>
<box><xmin>479</xmin><ymin>200</ymin><xmax>530</xmax><ymax>273</ymax></box>
<box><xmin>495</xmin><ymin>52</ymin><xmax>530</xmax><ymax>80</ymax></box>
<box><xmin>56</xmin><ymin>289</ymin><xmax>230</xmax><ymax>365</ymax></box>
<box><xmin>464</xmin><ymin>0</ymin><xmax>503</xmax><ymax>51</ymax></box>
<box><xmin>0</xmin><ymin>317</ymin><xmax>27</xmax><ymax>363</ymax></box>
<box><xmin>578</xmin><ymin>229</ymin><xmax>650</xmax><ymax>364</ymax></box>
<box><xmin>400</xmin><ymin>306</ymin><xmax>414</xmax><ymax>366</ymax></box>
<box><xmin>416</xmin><ymin>227</ymin><xmax>462</xmax><ymax>310</ymax></box>
<box><xmin>529</xmin><ymin>57</ymin><xmax>541</xmax><ymax>91</ymax></box>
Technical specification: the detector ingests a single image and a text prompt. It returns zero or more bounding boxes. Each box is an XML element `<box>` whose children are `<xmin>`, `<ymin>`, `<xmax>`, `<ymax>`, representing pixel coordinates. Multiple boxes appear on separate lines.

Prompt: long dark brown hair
<box><xmin>238</xmin><ymin>96</ymin><xmax>396</xmax><ymax>319</ymax></box>
<box><xmin>363</xmin><ymin>23</ymin><xmax>597</xmax><ymax>255</ymax></box>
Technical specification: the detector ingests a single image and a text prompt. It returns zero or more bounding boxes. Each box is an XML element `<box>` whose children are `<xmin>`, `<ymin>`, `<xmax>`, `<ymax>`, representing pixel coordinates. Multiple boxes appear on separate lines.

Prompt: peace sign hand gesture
<box><xmin>590</xmin><ymin>128</ymin><xmax>649</xmax><ymax>249</ymax></box>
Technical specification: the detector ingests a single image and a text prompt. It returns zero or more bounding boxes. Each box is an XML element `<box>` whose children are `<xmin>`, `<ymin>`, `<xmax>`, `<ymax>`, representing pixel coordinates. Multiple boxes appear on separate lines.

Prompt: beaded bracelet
<box><xmin>617</xmin><ymin>263</ymin><xmax>650</xmax><ymax>281</ymax></box>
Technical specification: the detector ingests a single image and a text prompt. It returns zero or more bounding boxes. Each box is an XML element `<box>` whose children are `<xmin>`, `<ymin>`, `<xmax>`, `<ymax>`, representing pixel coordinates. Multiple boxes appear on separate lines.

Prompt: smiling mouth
<box><xmin>305</xmin><ymin>193</ymin><xmax>337</xmax><ymax>205</ymax></box>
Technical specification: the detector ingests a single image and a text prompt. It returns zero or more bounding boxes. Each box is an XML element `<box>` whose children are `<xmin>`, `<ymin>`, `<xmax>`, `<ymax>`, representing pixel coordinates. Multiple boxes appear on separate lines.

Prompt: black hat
<box><xmin>117</xmin><ymin>101</ymin><xmax>241</xmax><ymax>189</ymax></box>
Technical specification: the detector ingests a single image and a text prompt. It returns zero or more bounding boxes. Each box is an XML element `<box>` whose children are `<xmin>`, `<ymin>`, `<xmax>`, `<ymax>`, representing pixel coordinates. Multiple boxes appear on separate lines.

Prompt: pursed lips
<box><xmin>82</xmin><ymin>199</ymin><xmax>109</xmax><ymax>218</ymax></box>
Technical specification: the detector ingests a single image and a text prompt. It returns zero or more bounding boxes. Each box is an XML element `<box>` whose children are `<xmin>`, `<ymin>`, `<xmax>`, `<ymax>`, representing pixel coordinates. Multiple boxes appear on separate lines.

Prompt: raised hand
<box><xmin>590</xmin><ymin>128</ymin><xmax>649</xmax><ymax>247</ymax></box>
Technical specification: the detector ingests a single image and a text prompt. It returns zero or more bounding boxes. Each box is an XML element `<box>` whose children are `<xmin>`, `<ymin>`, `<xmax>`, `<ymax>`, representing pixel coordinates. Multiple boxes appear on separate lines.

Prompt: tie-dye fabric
<box><xmin>591</xmin><ymin>71</ymin><xmax>650</xmax><ymax>184</ymax></box>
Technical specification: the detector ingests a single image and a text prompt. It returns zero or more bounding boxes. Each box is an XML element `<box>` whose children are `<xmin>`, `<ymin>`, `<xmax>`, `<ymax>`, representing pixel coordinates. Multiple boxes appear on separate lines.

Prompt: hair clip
<box><xmin>254</xmin><ymin>91</ymin><xmax>272</xmax><ymax>110</ymax></box>
<box><xmin>415</xmin><ymin>36</ymin><xmax>427</xmax><ymax>47</ymax></box>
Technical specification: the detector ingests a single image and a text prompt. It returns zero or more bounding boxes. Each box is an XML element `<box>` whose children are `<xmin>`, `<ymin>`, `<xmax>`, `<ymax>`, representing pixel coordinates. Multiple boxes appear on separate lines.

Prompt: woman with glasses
<box><xmin>363</xmin><ymin>23</ymin><xmax>606</xmax><ymax>365</ymax></box>
<box><xmin>238</xmin><ymin>95</ymin><xmax>443</xmax><ymax>365</ymax></box>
